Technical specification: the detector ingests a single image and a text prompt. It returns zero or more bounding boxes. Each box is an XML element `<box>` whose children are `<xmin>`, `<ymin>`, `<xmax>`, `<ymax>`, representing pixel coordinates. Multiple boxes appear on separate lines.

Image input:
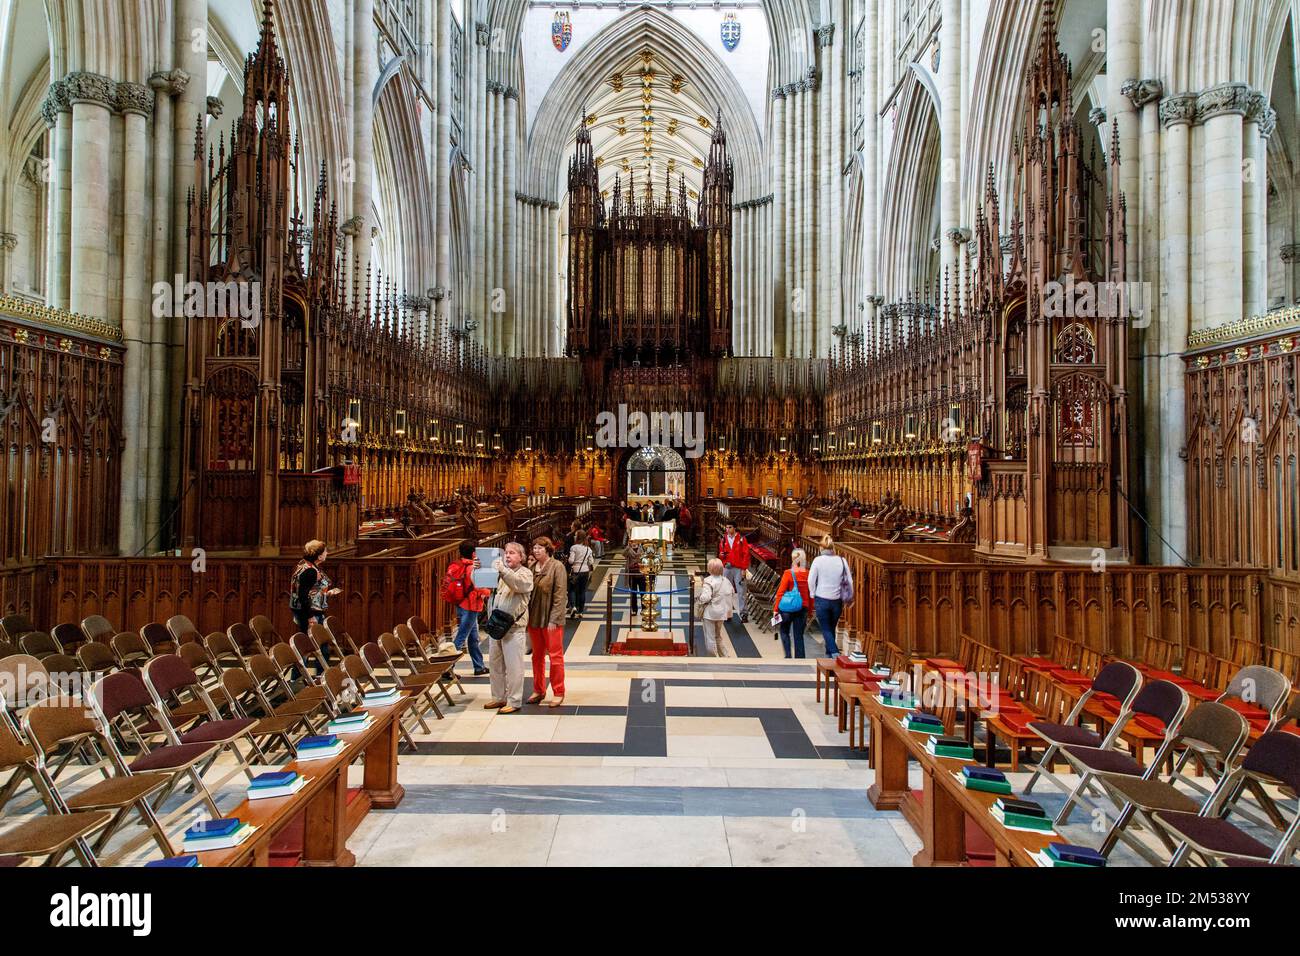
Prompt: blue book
<box><xmin>1047</xmin><ymin>843</ymin><xmax>1106</xmax><ymax>866</ymax></box>
<box><xmin>905</xmin><ymin>712</ymin><xmax>943</xmax><ymax>726</ymax></box>
<box><xmin>962</xmin><ymin>766</ymin><xmax>1007</xmax><ymax>782</ymax></box>
<box><xmin>146</xmin><ymin>854</ymin><xmax>200</xmax><ymax>868</ymax></box>
<box><xmin>185</xmin><ymin>818</ymin><xmax>240</xmax><ymax>839</ymax></box>
<box><xmin>249</xmin><ymin>771</ymin><xmax>298</xmax><ymax>789</ymax></box>
<box><xmin>297</xmin><ymin>735</ymin><xmax>339</xmax><ymax>750</ymax></box>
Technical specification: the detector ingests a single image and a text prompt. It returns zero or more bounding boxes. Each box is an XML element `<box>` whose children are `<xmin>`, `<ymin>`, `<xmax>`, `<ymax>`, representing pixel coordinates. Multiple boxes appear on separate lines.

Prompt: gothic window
<box><xmin>207</xmin><ymin>367</ymin><xmax>257</xmax><ymax>470</ymax></box>
<box><xmin>1055</xmin><ymin>322</ymin><xmax>1096</xmax><ymax>364</ymax></box>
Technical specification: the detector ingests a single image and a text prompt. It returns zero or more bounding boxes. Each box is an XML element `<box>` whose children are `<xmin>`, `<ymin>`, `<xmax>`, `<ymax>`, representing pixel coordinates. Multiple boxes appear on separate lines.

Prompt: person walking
<box><xmin>623</xmin><ymin>545</ymin><xmax>646</xmax><ymax>619</ymax></box>
<box><xmin>526</xmin><ymin>537</ymin><xmax>568</xmax><ymax>707</ymax></box>
<box><xmin>567</xmin><ymin>530</ymin><xmax>595</xmax><ymax>617</ymax></box>
<box><xmin>290</xmin><ymin>540</ymin><xmax>342</xmax><ymax>636</ymax></box>
<box><xmin>717</xmin><ymin>522</ymin><xmax>751</xmax><ymax>620</ymax></box>
<box><xmin>444</xmin><ymin>540</ymin><xmax>490</xmax><ymax>675</ymax></box>
<box><xmin>484</xmin><ymin>541</ymin><xmax>532</xmax><ymax>714</ymax></box>
<box><xmin>773</xmin><ymin>548</ymin><xmax>812</xmax><ymax>659</ymax></box>
<box><xmin>807</xmin><ymin>535</ymin><xmax>854</xmax><ymax>658</ymax></box>
<box><xmin>696</xmin><ymin>558</ymin><xmax>737</xmax><ymax>657</ymax></box>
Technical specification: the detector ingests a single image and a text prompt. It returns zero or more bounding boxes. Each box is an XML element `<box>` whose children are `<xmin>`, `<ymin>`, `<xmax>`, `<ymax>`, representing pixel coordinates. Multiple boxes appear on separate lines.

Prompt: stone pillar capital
<box><xmin>40</xmin><ymin>79</ymin><xmax>69</xmax><ymax>127</ymax></box>
<box><xmin>1281</xmin><ymin>244</ymin><xmax>1300</xmax><ymax>263</ymax></box>
<box><xmin>1196</xmin><ymin>82</ymin><xmax>1252</xmax><ymax>122</ymax></box>
<box><xmin>116</xmin><ymin>81</ymin><xmax>154</xmax><ymax>117</ymax></box>
<box><xmin>1121</xmin><ymin>78</ymin><xmax>1164</xmax><ymax>109</ymax></box>
<box><xmin>0</xmin><ymin>233</ymin><xmax>18</xmax><ymax>252</ymax></box>
<box><xmin>148</xmin><ymin>68</ymin><xmax>191</xmax><ymax>97</ymax></box>
<box><xmin>206</xmin><ymin>95</ymin><xmax>224</xmax><ymax>117</ymax></box>
<box><xmin>815</xmin><ymin>24</ymin><xmax>835</xmax><ymax>48</ymax></box>
<box><xmin>63</xmin><ymin>71</ymin><xmax>116</xmax><ymax>109</ymax></box>
<box><xmin>1158</xmin><ymin>93</ymin><xmax>1197</xmax><ymax>128</ymax></box>
<box><xmin>1088</xmin><ymin>106</ymin><xmax>1106</xmax><ymax>126</ymax></box>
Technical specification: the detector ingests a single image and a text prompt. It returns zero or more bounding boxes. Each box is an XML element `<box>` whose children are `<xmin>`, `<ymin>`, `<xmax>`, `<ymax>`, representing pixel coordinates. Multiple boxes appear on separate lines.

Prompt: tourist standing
<box><xmin>526</xmin><ymin>537</ymin><xmax>568</xmax><ymax>707</ymax></box>
<box><xmin>717</xmin><ymin>522</ymin><xmax>751</xmax><ymax>620</ymax></box>
<box><xmin>696</xmin><ymin>559</ymin><xmax>737</xmax><ymax>657</ymax></box>
<box><xmin>567</xmin><ymin>531</ymin><xmax>595</xmax><ymax>617</ymax></box>
<box><xmin>444</xmin><ymin>541</ymin><xmax>490</xmax><ymax>675</ymax></box>
<box><xmin>773</xmin><ymin>548</ymin><xmax>811</xmax><ymax>659</ymax></box>
<box><xmin>485</xmin><ymin>541</ymin><xmax>532</xmax><ymax>714</ymax></box>
<box><xmin>623</xmin><ymin>546</ymin><xmax>646</xmax><ymax>618</ymax></box>
<box><xmin>290</xmin><ymin>540</ymin><xmax>342</xmax><ymax>636</ymax></box>
<box><xmin>807</xmin><ymin>535</ymin><xmax>854</xmax><ymax>658</ymax></box>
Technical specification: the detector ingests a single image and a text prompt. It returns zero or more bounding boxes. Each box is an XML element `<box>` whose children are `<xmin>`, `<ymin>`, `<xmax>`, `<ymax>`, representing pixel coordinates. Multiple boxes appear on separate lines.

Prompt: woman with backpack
<box><xmin>567</xmin><ymin>530</ymin><xmax>595</xmax><ymax>618</ymax></box>
<box><xmin>443</xmin><ymin>540</ymin><xmax>491</xmax><ymax>676</ymax></box>
<box><xmin>806</xmin><ymin>535</ymin><xmax>854</xmax><ymax>657</ymax></box>
<box><xmin>772</xmin><ymin>548</ymin><xmax>812</xmax><ymax>658</ymax></box>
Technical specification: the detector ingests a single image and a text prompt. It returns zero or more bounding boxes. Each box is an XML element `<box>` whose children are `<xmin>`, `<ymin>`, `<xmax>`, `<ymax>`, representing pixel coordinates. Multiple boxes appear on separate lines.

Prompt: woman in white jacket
<box><xmin>696</xmin><ymin>558</ymin><xmax>737</xmax><ymax>657</ymax></box>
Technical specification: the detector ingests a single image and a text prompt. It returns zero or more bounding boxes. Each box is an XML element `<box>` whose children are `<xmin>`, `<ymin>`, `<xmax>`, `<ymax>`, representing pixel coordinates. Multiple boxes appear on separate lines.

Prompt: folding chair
<box><xmin>205</xmin><ymin>632</ymin><xmax>249</xmax><ymax>671</ymax></box>
<box><xmin>1156</xmin><ymin>731</ymin><xmax>1300</xmax><ymax>866</ymax></box>
<box><xmin>139</xmin><ymin>622</ymin><xmax>174</xmax><ymax>654</ymax></box>
<box><xmin>390</xmin><ymin>625</ymin><xmax>463</xmax><ymax>698</ymax></box>
<box><xmin>361</xmin><ymin>641</ymin><xmax>443</xmax><ymax>726</ymax></box>
<box><xmin>378</xmin><ymin>634</ymin><xmax>457</xmax><ymax>709</ymax></box>
<box><xmin>218</xmin><ymin>669</ymin><xmax>309</xmax><ymax>759</ymax></box>
<box><xmin>141</xmin><ymin>656</ymin><xmax>265</xmax><ymax>774</ymax></box>
<box><xmin>1022</xmin><ymin>661</ymin><xmax>1142</xmax><ymax>797</ymax></box>
<box><xmin>226</xmin><ymin>622</ymin><xmax>268</xmax><ymax>659</ymax></box>
<box><xmin>50</xmin><ymin>623</ymin><xmax>85</xmax><ymax>655</ymax></box>
<box><xmin>1096</xmin><ymin>702</ymin><xmax>1249</xmax><ymax>864</ymax></box>
<box><xmin>1215</xmin><ymin>665</ymin><xmax>1291</xmax><ymax>741</ymax></box>
<box><xmin>175</xmin><ymin>642</ymin><xmax>229</xmax><ymax>706</ymax></box>
<box><xmin>0</xmin><ymin>614</ymin><xmax>38</xmax><ymax>644</ymax></box>
<box><xmin>0</xmin><ymin>692</ymin><xmax>43</xmax><ymax>814</ymax></box>
<box><xmin>307</xmin><ymin>622</ymin><xmax>343</xmax><ymax>668</ymax></box>
<box><xmin>0</xmin><ymin>654</ymin><xmax>53</xmax><ymax>733</ymax></box>
<box><xmin>23</xmin><ymin>695</ymin><xmax>177</xmax><ymax>860</ymax></box>
<box><xmin>80</xmin><ymin>615</ymin><xmax>115</xmax><ymax>647</ymax></box>
<box><xmin>77</xmin><ymin>641</ymin><xmax>118</xmax><ymax>677</ymax></box>
<box><xmin>344</xmin><ymin>652</ymin><xmax>419</xmax><ymax>749</ymax></box>
<box><xmin>165</xmin><ymin>614</ymin><xmax>202</xmax><ymax>647</ymax></box>
<box><xmin>88</xmin><ymin>672</ymin><xmax>224</xmax><ymax>819</ymax></box>
<box><xmin>249</xmin><ymin>614</ymin><xmax>283</xmax><ymax>648</ymax></box>
<box><xmin>263</xmin><ymin>647</ymin><xmax>332</xmax><ymax>713</ymax></box>
<box><xmin>245</xmin><ymin>654</ymin><xmax>329</xmax><ymax>729</ymax></box>
<box><xmin>1050</xmin><ymin>680</ymin><xmax>1190</xmax><ymax>826</ymax></box>
<box><xmin>18</xmin><ymin>632</ymin><xmax>61</xmax><ymax>661</ymax></box>
<box><xmin>324</xmin><ymin>616</ymin><xmax>362</xmax><ymax>655</ymax></box>
<box><xmin>290</xmin><ymin>631</ymin><xmax>330</xmax><ymax>676</ymax></box>
<box><xmin>112</xmin><ymin>631</ymin><xmax>152</xmax><ymax>667</ymax></box>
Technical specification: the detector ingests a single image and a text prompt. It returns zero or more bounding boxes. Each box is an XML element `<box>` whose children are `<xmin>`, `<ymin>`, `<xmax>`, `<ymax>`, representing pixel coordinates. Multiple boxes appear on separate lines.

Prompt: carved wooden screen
<box><xmin>0</xmin><ymin>316</ymin><xmax>123</xmax><ymax>614</ymax></box>
<box><xmin>1186</xmin><ymin>336</ymin><xmax>1300</xmax><ymax>576</ymax></box>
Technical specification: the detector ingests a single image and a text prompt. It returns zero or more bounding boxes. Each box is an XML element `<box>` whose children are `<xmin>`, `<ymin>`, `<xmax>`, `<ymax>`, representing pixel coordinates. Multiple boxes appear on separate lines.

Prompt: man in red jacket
<box><xmin>447</xmin><ymin>541</ymin><xmax>491</xmax><ymax>675</ymax></box>
<box><xmin>718</xmin><ymin>522</ymin><xmax>751</xmax><ymax>620</ymax></box>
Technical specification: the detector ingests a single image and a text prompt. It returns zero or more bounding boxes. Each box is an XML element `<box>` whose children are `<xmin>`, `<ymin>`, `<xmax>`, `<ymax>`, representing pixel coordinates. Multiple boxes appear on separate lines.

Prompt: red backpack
<box><xmin>440</xmin><ymin>560</ymin><xmax>471</xmax><ymax>605</ymax></box>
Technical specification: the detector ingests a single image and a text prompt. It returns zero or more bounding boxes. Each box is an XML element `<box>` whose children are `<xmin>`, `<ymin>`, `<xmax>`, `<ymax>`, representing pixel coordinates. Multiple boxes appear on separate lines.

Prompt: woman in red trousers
<box><xmin>526</xmin><ymin>537</ymin><xmax>569</xmax><ymax>707</ymax></box>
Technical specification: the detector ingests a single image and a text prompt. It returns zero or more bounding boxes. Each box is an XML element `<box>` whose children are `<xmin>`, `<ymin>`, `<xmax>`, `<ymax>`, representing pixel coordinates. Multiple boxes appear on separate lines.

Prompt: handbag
<box><xmin>483</xmin><ymin>606</ymin><xmax>524</xmax><ymax>640</ymax></box>
<box><xmin>778</xmin><ymin>587</ymin><xmax>804</xmax><ymax>613</ymax></box>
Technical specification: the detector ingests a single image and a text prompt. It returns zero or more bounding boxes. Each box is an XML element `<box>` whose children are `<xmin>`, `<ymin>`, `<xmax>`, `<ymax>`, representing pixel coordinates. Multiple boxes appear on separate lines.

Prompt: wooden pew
<box><xmin>190</xmin><ymin>695</ymin><xmax>410</xmax><ymax>867</ymax></box>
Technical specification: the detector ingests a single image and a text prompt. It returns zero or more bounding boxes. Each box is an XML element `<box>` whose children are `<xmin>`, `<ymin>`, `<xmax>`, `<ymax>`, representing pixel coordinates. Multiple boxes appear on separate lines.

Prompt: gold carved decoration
<box><xmin>1186</xmin><ymin>305</ymin><xmax>1300</xmax><ymax>349</ymax></box>
<box><xmin>0</xmin><ymin>292</ymin><xmax>124</xmax><ymax>344</ymax></box>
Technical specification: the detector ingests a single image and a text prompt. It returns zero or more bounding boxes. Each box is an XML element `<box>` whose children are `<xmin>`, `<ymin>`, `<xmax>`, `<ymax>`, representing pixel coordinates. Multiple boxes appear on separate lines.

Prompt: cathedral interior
<box><xmin>1</xmin><ymin>0</ymin><xmax>1300</xmax><ymax>881</ymax></box>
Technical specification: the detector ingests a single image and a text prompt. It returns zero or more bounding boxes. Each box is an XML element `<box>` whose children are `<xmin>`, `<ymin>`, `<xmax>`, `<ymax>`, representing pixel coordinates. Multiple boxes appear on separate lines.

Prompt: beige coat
<box><xmin>697</xmin><ymin>574</ymin><xmax>737</xmax><ymax>621</ymax></box>
<box><xmin>493</xmin><ymin>562</ymin><xmax>534</xmax><ymax>637</ymax></box>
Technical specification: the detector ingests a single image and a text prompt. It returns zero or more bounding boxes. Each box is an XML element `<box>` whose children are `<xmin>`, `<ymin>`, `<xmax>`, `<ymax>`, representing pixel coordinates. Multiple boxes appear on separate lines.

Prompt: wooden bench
<box><xmin>190</xmin><ymin>695</ymin><xmax>410</xmax><ymax>867</ymax></box>
<box><xmin>863</xmin><ymin>692</ymin><xmax>1057</xmax><ymax>867</ymax></box>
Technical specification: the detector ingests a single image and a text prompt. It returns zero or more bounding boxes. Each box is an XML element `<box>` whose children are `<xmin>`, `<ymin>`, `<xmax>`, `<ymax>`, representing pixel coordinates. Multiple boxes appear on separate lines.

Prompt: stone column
<box><xmin>771</xmin><ymin>88</ymin><xmax>786</xmax><ymax>358</ymax></box>
<box><xmin>40</xmin><ymin>82</ymin><xmax>72</xmax><ymax>311</ymax></box>
<box><xmin>938</xmin><ymin>0</ymin><xmax>961</xmax><ymax>284</ymax></box>
<box><xmin>65</xmin><ymin>72</ymin><xmax>114</xmax><ymax>319</ymax></box>
<box><xmin>1157</xmin><ymin>92</ymin><xmax>1195</xmax><ymax>563</ymax></box>
<box><xmin>1197</xmin><ymin>83</ymin><xmax>1249</xmax><ymax>331</ymax></box>
<box><xmin>352</xmin><ymin>0</ymin><xmax>377</xmax><ymax>282</ymax></box>
<box><xmin>117</xmin><ymin>82</ymin><xmax>153</xmax><ymax>554</ymax></box>
<box><xmin>1107</xmin><ymin>0</ymin><xmax>1140</xmax><ymax>281</ymax></box>
<box><xmin>436</xmin><ymin>0</ymin><xmax>453</xmax><ymax>341</ymax></box>
<box><xmin>1242</xmin><ymin>95</ymin><xmax>1273</xmax><ymax>318</ymax></box>
<box><xmin>862</xmin><ymin>0</ymin><xmax>879</xmax><ymax>338</ymax></box>
<box><xmin>504</xmin><ymin>88</ymin><xmax>518</xmax><ymax>355</ymax></box>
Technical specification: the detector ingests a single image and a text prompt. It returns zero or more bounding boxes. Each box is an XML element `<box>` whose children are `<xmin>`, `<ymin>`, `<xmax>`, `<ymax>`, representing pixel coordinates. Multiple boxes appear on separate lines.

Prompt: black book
<box><xmin>996</xmin><ymin>798</ymin><xmax>1047</xmax><ymax>818</ymax></box>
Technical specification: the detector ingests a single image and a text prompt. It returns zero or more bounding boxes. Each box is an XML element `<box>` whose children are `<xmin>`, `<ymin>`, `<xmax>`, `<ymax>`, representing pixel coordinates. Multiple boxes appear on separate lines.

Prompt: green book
<box><xmin>1001</xmin><ymin>812</ymin><xmax>1053</xmax><ymax>831</ymax></box>
<box><xmin>962</xmin><ymin>776</ymin><xmax>1013</xmax><ymax>794</ymax></box>
<box><xmin>929</xmin><ymin>744</ymin><xmax>976</xmax><ymax>759</ymax></box>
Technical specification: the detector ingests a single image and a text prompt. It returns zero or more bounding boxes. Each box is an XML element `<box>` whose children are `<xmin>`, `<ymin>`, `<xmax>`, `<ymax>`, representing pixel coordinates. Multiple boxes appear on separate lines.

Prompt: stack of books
<box><xmin>901</xmin><ymin>711</ymin><xmax>945</xmax><ymax>734</ymax></box>
<box><xmin>328</xmin><ymin>710</ymin><xmax>375</xmax><ymax>735</ymax></box>
<box><xmin>869</xmin><ymin>665</ymin><xmax>893</xmax><ymax>679</ymax></box>
<box><xmin>990</xmin><ymin>797</ymin><xmax>1055</xmax><ymax>834</ymax></box>
<box><xmin>957</xmin><ymin>765</ymin><xmax>1012</xmax><ymax>794</ymax></box>
<box><xmin>361</xmin><ymin>688</ymin><xmax>400</xmax><ymax>706</ymax></box>
<box><xmin>1035</xmin><ymin>843</ymin><xmax>1106</xmax><ymax>868</ymax></box>
<box><xmin>848</xmin><ymin>650</ymin><xmax>870</xmax><ymax>664</ymax></box>
<box><xmin>246</xmin><ymin>770</ymin><xmax>307</xmax><ymax>800</ymax></box>
<box><xmin>145</xmin><ymin>854</ymin><xmax>200</xmax><ymax>867</ymax></box>
<box><xmin>182</xmin><ymin>817</ymin><xmax>256</xmax><ymax>852</ymax></box>
<box><xmin>295</xmin><ymin>734</ymin><xmax>345</xmax><ymax>761</ymax></box>
<box><xmin>925</xmin><ymin>735</ymin><xmax>976</xmax><ymax>760</ymax></box>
